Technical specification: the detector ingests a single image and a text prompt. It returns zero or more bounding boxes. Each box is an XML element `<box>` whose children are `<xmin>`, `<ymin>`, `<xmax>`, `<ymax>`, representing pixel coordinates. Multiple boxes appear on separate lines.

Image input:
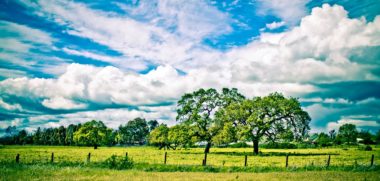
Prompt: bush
<box><xmin>358</xmin><ymin>145</ymin><xmax>373</xmax><ymax>151</ymax></box>
<box><xmin>228</xmin><ymin>142</ymin><xmax>250</xmax><ymax>148</ymax></box>
<box><xmin>102</xmin><ymin>155</ymin><xmax>134</xmax><ymax>170</ymax></box>
<box><xmin>261</xmin><ymin>142</ymin><xmax>297</xmax><ymax>149</ymax></box>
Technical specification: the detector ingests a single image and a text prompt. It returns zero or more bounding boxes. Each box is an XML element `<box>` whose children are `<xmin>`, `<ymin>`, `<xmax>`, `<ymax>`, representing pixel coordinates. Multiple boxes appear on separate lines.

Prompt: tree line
<box><xmin>1</xmin><ymin>88</ymin><xmax>380</xmax><ymax>154</ymax></box>
<box><xmin>1</xmin><ymin>118</ymin><xmax>159</xmax><ymax>149</ymax></box>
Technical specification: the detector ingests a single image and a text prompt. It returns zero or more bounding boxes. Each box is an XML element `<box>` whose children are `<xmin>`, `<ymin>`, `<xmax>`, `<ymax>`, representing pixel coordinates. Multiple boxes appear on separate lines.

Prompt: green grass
<box><xmin>1</xmin><ymin>145</ymin><xmax>379</xmax><ymax>180</ymax></box>
<box><xmin>1</xmin><ymin>145</ymin><xmax>378</xmax><ymax>167</ymax></box>
<box><xmin>1</xmin><ymin>164</ymin><xmax>380</xmax><ymax>181</ymax></box>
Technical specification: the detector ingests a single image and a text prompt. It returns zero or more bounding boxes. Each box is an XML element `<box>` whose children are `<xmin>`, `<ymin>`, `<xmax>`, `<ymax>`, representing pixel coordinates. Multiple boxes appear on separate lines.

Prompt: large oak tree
<box><xmin>222</xmin><ymin>93</ymin><xmax>310</xmax><ymax>154</ymax></box>
<box><xmin>176</xmin><ymin>88</ymin><xmax>244</xmax><ymax>153</ymax></box>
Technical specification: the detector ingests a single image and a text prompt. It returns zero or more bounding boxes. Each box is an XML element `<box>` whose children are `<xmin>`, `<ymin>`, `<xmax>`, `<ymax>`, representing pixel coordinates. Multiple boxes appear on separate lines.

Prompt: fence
<box><xmin>12</xmin><ymin>152</ymin><xmax>376</xmax><ymax>168</ymax></box>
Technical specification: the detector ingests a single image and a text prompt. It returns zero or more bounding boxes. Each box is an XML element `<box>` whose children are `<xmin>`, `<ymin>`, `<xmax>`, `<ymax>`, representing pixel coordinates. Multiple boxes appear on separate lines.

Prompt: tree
<box><xmin>376</xmin><ymin>130</ymin><xmax>380</xmax><ymax>144</ymax></box>
<box><xmin>149</xmin><ymin>124</ymin><xmax>170</xmax><ymax>149</ymax></box>
<box><xmin>329</xmin><ymin>130</ymin><xmax>336</xmax><ymax>140</ymax></box>
<box><xmin>176</xmin><ymin>88</ymin><xmax>245</xmax><ymax>153</ymax></box>
<box><xmin>5</xmin><ymin>126</ymin><xmax>17</xmax><ymax>136</ymax></box>
<box><xmin>316</xmin><ymin>132</ymin><xmax>332</xmax><ymax>147</ymax></box>
<box><xmin>338</xmin><ymin>123</ymin><xmax>358</xmax><ymax>144</ymax></box>
<box><xmin>168</xmin><ymin>124</ymin><xmax>192</xmax><ymax>149</ymax></box>
<box><xmin>148</xmin><ymin>120</ymin><xmax>159</xmax><ymax>132</ymax></box>
<box><xmin>33</xmin><ymin>127</ymin><xmax>42</xmax><ymax>145</ymax></box>
<box><xmin>128</xmin><ymin>118</ymin><xmax>149</xmax><ymax>145</ymax></box>
<box><xmin>222</xmin><ymin>92</ymin><xmax>310</xmax><ymax>154</ymax></box>
<box><xmin>65</xmin><ymin>124</ymin><xmax>79</xmax><ymax>145</ymax></box>
<box><xmin>16</xmin><ymin>130</ymin><xmax>30</xmax><ymax>145</ymax></box>
<box><xmin>358</xmin><ymin>130</ymin><xmax>374</xmax><ymax>145</ymax></box>
<box><xmin>73</xmin><ymin>120</ymin><xmax>111</xmax><ymax>149</ymax></box>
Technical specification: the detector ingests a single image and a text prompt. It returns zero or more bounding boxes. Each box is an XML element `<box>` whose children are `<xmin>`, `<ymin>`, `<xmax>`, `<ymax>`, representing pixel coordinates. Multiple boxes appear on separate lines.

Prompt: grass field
<box><xmin>1</xmin><ymin>145</ymin><xmax>378</xmax><ymax>167</ymax></box>
<box><xmin>0</xmin><ymin>145</ymin><xmax>379</xmax><ymax>180</ymax></box>
<box><xmin>1</xmin><ymin>165</ymin><xmax>380</xmax><ymax>181</ymax></box>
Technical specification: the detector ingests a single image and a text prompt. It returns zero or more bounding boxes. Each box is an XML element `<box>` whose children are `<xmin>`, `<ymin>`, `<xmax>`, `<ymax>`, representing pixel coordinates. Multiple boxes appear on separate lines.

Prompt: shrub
<box><xmin>357</xmin><ymin>145</ymin><xmax>372</xmax><ymax>151</ymax></box>
<box><xmin>102</xmin><ymin>155</ymin><xmax>134</xmax><ymax>170</ymax></box>
<box><xmin>261</xmin><ymin>142</ymin><xmax>297</xmax><ymax>149</ymax></box>
<box><xmin>228</xmin><ymin>142</ymin><xmax>250</xmax><ymax>148</ymax></box>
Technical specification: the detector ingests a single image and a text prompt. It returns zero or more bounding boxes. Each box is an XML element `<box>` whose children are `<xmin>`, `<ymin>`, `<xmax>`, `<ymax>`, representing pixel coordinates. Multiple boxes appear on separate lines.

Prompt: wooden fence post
<box><xmin>16</xmin><ymin>154</ymin><xmax>20</xmax><ymax>163</ymax></box>
<box><xmin>285</xmin><ymin>153</ymin><xmax>289</xmax><ymax>168</ymax></box>
<box><xmin>51</xmin><ymin>152</ymin><xmax>54</xmax><ymax>163</ymax></box>
<box><xmin>87</xmin><ymin>153</ymin><xmax>91</xmax><ymax>163</ymax></box>
<box><xmin>371</xmin><ymin>154</ymin><xmax>374</xmax><ymax>166</ymax></box>
<box><xmin>125</xmin><ymin>152</ymin><xmax>128</xmax><ymax>158</ymax></box>
<box><xmin>244</xmin><ymin>155</ymin><xmax>248</xmax><ymax>167</ymax></box>
<box><xmin>326</xmin><ymin>155</ymin><xmax>331</xmax><ymax>167</ymax></box>
<box><xmin>164</xmin><ymin>152</ymin><xmax>167</xmax><ymax>164</ymax></box>
<box><xmin>203</xmin><ymin>153</ymin><xmax>208</xmax><ymax>166</ymax></box>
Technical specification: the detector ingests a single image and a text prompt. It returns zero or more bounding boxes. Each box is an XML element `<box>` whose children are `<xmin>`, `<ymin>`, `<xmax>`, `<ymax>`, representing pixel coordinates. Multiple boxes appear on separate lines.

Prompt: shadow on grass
<box><xmin>1</xmin><ymin>161</ymin><xmax>377</xmax><ymax>173</ymax></box>
<box><xmin>180</xmin><ymin>151</ymin><xmax>339</xmax><ymax>156</ymax></box>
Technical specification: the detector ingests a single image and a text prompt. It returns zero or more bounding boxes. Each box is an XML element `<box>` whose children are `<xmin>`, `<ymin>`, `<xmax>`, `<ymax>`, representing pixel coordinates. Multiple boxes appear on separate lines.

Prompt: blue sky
<box><xmin>0</xmin><ymin>0</ymin><xmax>379</xmax><ymax>135</ymax></box>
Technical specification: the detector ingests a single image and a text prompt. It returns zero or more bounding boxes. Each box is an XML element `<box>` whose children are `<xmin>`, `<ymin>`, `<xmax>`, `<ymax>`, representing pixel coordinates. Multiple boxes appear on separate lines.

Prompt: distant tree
<box><xmin>65</xmin><ymin>124</ymin><xmax>79</xmax><ymax>145</ymax></box>
<box><xmin>56</xmin><ymin>126</ymin><xmax>66</xmax><ymax>145</ymax></box>
<box><xmin>148</xmin><ymin>120</ymin><xmax>159</xmax><ymax>132</ymax></box>
<box><xmin>168</xmin><ymin>124</ymin><xmax>192</xmax><ymax>149</ymax></box>
<box><xmin>33</xmin><ymin>127</ymin><xmax>42</xmax><ymax>145</ymax></box>
<box><xmin>329</xmin><ymin>130</ymin><xmax>336</xmax><ymax>140</ymax></box>
<box><xmin>149</xmin><ymin>124</ymin><xmax>170</xmax><ymax>149</ymax></box>
<box><xmin>376</xmin><ymin>130</ymin><xmax>380</xmax><ymax>144</ymax></box>
<box><xmin>176</xmin><ymin>88</ymin><xmax>245</xmax><ymax>153</ymax></box>
<box><xmin>128</xmin><ymin>118</ymin><xmax>149</xmax><ymax>145</ymax></box>
<box><xmin>5</xmin><ymin>126</ymin><xmax>17</xmax><ymax>136</ymax></box>
<box><xmin>338</xmin><ymin>123</ymin><xmax>358</xmax><ymax>144</ymax></box>
<box><xmin>316</xmin><ymin>132</ymin><xmax>332</xmax><ymax>147</ymax></box>
<box><xmin>358</xmin><ymin>130</ymin><xmax>374</xmax><ymax>145</ymax></box>
<box><xmin>212</xmin><ymin>123</ymin><xmax>237</xmax><ymax>146</ymax></box>
<box><xmin>73</xmin><ymin>120</ymin><xmax>111</xmax><ymax>149</ymax></box>
<box><xmin>222</xmin><ymin>93</ymin><xmax>310</xmax><ymax>154</ymax></box>
<box><xmin>279</xmin><ymin>129</ymin><xmax>295</xmax><ymax>143</ymax></box>
<box><xmin>17</xmin><ymin>130</ymin><xmax>28</xmax><ymax>145</ymax></box>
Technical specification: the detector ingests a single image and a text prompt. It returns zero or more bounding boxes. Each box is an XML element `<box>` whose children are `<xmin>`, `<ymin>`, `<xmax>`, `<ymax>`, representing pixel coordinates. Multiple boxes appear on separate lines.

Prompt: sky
<box><xmin>0</xmin><ymin>0</ymin><xmax>380</xmax><ymax>135</ymax></box>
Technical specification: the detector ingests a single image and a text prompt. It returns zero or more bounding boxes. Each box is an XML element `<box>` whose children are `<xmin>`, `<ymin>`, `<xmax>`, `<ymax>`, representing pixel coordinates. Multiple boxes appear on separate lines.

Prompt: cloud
<box><xmin>265</xmin><ymin>21</ymin><xmax>286</xmax><ymax>30</ymax></box>
<box><xmin>227</xmin><ymin>4</ymin><xmax>380</xmax><ymax>83</ymax></box>
<box><xmin>41</xmin><ymin>97</ymin><xmax>87</xmax><ymax>110</ymax></box>
<box><xmin>0</xmin><ymin>98</ymin><xmax>22</xmax><ymax>111</ymax></box>
<box><xmin>256</xmin><ymin>0</ymin><xmax>309</xmax><ymax>25</ymax></box>
<box><xmin>327</xmin><ymin>119</ymin><xmax>380</xmax><ymax>132</ymax></box>
<box><xmin>17</xmin><ymin>0</ymin><xmax>231</xmax><ymax>70</ymax></box>
<box><xmin>1</xmin><ymin>2</ymin><xmax>379</xmax><ymax>133</ymax></box>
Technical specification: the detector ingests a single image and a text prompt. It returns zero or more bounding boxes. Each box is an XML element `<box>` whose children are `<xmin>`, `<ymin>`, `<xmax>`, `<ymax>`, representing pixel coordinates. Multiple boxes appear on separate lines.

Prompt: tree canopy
<box><xmin>221</xmin><ymin>92</ymin><xmax>311</xmax><ymax>154</ymax></box>
<box><xmin>176</xmin><ymin>88</ymin><xmax>245</xmax><ymax>153</ymax></box>
<box><xmin>73</xmin><ymin>120</ymin><xmax>112</xmax><ymax>149</ymax></box>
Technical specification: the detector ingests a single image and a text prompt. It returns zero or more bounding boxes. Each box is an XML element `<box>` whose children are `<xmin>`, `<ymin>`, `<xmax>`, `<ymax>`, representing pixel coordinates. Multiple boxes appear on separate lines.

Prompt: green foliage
<box><xmin>117</xmin><ymin>117</ymin><xmax>149</xmax><ymax>145</ymax></box>
<box><xmin>73</xmin><ymin>120</ymin><xmax>112</xmax><ymax>147</ymax></box>
<box><xmin>316</xmin><ymin>133</ymin><xmax>332</xmax><ymax>147</ymax></box>
<box><xmin>102</xmin><ymin>155</ymin><xmax>134</xmax><ymax>170</ymax></box>
<box><xmin>338</xmin><ymin>124</ymin><xmax>358</xmax><ymax>145</ymax></box>
<box><xmin>358</xmin><ymin>131</ymin><xmax>374</xmax><ymax>145</ymax></box>
<box><xmin>149</xmin><ymin>124</ymin><xmax>170</xmax><ymax>149</ymax></box>
<box><xmin>147</xmin><ymin>120</ymin><xmax>159</xmax><ymax>132</ymax></box>
<box><xmin>212</xmin><ymin>123</ymin><xmax>237</xmax><ymax>146</ymax></box>
<box><xmin>227</xmin><ymin>142</ymin><xmax>250</xmax><ymax>148</ymax></box>
<box><xmin>261</xmin><ymin>142</ymin><xmax>297</xmax><ymax>149</ymax></box>
<box><xmin>222</xmin><ymin>92</ymin><xmax>310</xmax><ymax>154</ymax></box>
<box><xmin>176</xmin><ymin>88</ymin><xmax>245</xmax><ymax>153</ymax></box>
<box><xmin>358</xmin><ymin>145</ymin><xmax>373</xmax><ymax>151</ymax></box>
<box><xmin>168</xmin><ymin>124</ymin><xmax>192</xmax><ymax>149</ymax></box>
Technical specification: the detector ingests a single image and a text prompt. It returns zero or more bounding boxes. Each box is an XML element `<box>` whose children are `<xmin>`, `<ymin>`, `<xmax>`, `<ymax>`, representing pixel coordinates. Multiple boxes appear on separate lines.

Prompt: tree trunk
<box><xmin>94</xmin><ymin>144</ymin><xmax>98</xmax><ymax>149</ymax></box>
<box><xmin>204</xmin><ymin>142</ymin><xmax>211</xmax><ymax>153</ymax></box>
<box><xmin>253</xmin><ymin>139</ymin><xmax>259</xmax><ymax>155</ymax></box>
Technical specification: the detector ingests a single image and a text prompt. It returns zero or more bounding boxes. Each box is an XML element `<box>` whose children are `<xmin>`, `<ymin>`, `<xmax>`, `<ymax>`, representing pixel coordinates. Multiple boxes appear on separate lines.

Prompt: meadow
<box><xmin>1</xmin><ymin>145</ymin><xmax>379</xmax><ymax>180</ymax></box>
<box><xmin>1</xmin><ymin>145</ymin><xmax>379</xmax><ymax>167</ymax></box>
